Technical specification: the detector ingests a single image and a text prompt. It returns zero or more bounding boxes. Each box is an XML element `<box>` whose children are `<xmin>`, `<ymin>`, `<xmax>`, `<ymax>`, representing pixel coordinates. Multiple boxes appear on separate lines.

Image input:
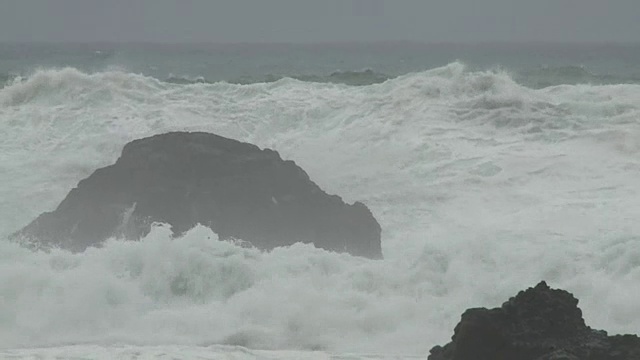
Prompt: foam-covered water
<box><xmin>1</xmin><ymin>59</ymin><xmax>640</xmax><ymax>358</ymax></box>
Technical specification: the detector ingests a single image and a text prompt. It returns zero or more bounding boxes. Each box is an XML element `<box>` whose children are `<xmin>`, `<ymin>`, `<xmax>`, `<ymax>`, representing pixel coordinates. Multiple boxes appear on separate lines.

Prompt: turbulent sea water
<box><xmin>1</xmin><ymin>43</ymin><xmax>640</xmax><ymax>359</ymax></box>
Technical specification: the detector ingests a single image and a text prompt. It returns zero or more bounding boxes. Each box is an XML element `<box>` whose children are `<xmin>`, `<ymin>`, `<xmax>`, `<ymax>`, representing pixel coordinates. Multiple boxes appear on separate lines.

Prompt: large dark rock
<box><xmin>429</xmin><ymin>281</ymin><xmax>640</xmax><ymax>360</ymax></box>
<box><xmin>13</xmin><ymin>132</ymin><xmax>382</xmax><ymax>258</ymax></box>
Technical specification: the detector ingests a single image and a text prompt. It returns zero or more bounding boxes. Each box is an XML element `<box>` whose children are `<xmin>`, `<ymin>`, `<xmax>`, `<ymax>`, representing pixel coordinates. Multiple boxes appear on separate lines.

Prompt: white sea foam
<box><xmin>1</xmin><ymin>63</ymin><xmax>639</xmax><ymax>357</ymax></box>
<box><xmin>0</xmin><ymin>344</ymin><xmax>427</xmax><ymax>360</ymax></box>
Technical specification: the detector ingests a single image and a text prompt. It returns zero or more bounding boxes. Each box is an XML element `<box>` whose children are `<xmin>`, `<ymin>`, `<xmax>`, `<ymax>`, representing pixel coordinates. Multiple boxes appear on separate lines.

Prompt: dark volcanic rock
<box><xmin>13</xmin><ymin>132</ymin><xmax>382</xmax><ymax>258</ymax></box>
<box><xmin>428</xmin><ymin>281</ymin><xmax>640</xmax><ymax>360</ymax></box>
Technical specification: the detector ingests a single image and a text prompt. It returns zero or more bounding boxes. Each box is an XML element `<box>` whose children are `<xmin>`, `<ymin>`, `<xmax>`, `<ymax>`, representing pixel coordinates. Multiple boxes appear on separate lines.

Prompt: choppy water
<box><xmin>1</xmin><ymin>43</ymin><xmax>639</xmax><ymax>359</ymax></box>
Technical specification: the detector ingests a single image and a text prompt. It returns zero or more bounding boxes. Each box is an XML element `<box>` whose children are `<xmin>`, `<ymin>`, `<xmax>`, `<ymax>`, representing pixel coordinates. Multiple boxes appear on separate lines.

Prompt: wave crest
<box><xmin>0</xmin><ymin>67</ymin><xmax>164</xmax><ymax>107</ymax></box>
<box><xmin>517</xmin><ymin>65</ymin><xmax>640</xmax><ymax>88</ymax></box>
<box><xmin>2</xmin><ymin>61</ymin><xmax>640</xmax><ymax>354</ymax></box>
<box><xmin>2</xmin><ymin>63</ymin><xmax>639</xmax><ymax>141</ymax></box>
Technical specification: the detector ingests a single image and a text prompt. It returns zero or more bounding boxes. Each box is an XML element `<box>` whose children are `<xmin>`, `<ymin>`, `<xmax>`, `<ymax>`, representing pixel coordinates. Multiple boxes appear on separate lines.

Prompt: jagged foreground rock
<box><xmin>429</xmin><ymin>281</ymin><xmax>640</xmax><ymax>360</ymax></box>
<box><xmin>13</xmin><ymin>132</ymin><xmax>382</xmax><ymax>258</ymax></box>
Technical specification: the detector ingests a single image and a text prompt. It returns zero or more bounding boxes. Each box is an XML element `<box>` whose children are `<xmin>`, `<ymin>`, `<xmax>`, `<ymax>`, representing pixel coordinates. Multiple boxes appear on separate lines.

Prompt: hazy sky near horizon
<box><xmin>0</xmin><ymin>0</ymin><xmax>638</xmax><ymax>43</ymax></box>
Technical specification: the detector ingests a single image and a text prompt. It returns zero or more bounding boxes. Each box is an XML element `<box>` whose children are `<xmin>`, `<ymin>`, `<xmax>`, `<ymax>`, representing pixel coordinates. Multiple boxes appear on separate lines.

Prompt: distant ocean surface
<box><xmin>1</xmin><ymin>42</ymin><xmax>639</xmax><ymax>359</ymax></box>
<box><xmin>2</xmin><ymin>42</ymin><xmax>640</xmax><ymax>87</ymax></box>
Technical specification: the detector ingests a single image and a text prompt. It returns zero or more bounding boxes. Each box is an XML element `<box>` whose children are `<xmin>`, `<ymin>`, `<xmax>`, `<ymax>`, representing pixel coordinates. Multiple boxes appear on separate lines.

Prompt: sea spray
<box><xmin>1</xmin><ymin>63</ymin><xmax>640</xmax><ymax>354</ymax></box>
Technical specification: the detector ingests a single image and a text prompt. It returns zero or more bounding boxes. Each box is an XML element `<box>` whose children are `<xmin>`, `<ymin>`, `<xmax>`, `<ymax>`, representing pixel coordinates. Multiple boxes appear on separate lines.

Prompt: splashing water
<box><xmin>1</xmin><ymin>63</ymin><xmax>640</xmax><ymax>358</ymax></box>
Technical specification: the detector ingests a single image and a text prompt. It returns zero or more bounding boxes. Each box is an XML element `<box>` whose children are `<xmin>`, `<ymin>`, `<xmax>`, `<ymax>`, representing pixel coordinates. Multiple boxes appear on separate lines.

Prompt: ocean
<box><xmin>1</xmin><ymin>42</ymin><xmax>639</xmax><ymax>359</ymax></box>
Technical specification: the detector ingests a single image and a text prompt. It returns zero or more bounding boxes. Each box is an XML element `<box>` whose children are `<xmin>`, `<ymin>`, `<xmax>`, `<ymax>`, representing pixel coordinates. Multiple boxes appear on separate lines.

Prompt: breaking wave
<box><xmin>516</xmin><ymin>65</ymin><xmax>640</xmax><ymax>88</ymax></box>
<box><xmin>5</xmin><ymin>63</ymin><xmax>637</xmax><ymax>90</ymax></box>
<box><xmin>164</xmin><ymin>68</ymin><xmax>390</xmax><ymax>86</ymax></box>
<box><xmin>1</xmin><ymin>63</ymin><xmax>640</xmax><ymax>355</ymax></box>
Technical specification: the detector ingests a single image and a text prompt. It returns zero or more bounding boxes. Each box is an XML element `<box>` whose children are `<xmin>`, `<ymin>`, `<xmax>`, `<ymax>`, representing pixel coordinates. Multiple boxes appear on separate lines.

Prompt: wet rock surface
<box><xmin>429</xmin><ymin>281</ymin><xmax>640</xmax><ymax>360</ymax></box>
<box><xmin>13</xmin><ymin>131</ymin><xmax>382</xmax><ymax>258</ymax></box>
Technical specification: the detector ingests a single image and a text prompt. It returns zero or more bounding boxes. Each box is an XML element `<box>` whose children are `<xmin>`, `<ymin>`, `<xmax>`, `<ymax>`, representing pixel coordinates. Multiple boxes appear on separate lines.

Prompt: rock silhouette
<box><xmin>429</xmin><ymin>281</ymin><xmax>640</xmax><ymax>360</ymax></box>
<box><xmin>13</xmin><ymin>132</ymin><xmax>382</xmax><ymax>258</ymax></box>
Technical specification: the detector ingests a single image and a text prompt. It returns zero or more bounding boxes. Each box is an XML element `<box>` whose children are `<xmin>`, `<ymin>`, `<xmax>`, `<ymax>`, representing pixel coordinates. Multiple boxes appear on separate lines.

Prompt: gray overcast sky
<box><xmin>0</xmin><ymin>0</ymin><xmax>639</xmax><ymax>43</ymax></box>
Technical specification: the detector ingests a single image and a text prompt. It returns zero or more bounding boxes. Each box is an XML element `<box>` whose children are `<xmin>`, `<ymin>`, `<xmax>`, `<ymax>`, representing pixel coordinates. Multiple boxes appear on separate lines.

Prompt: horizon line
<box><xmin>1</xmin><ymin>40</ymin><xmax>640</xmax><ymax>46</ymax></box>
